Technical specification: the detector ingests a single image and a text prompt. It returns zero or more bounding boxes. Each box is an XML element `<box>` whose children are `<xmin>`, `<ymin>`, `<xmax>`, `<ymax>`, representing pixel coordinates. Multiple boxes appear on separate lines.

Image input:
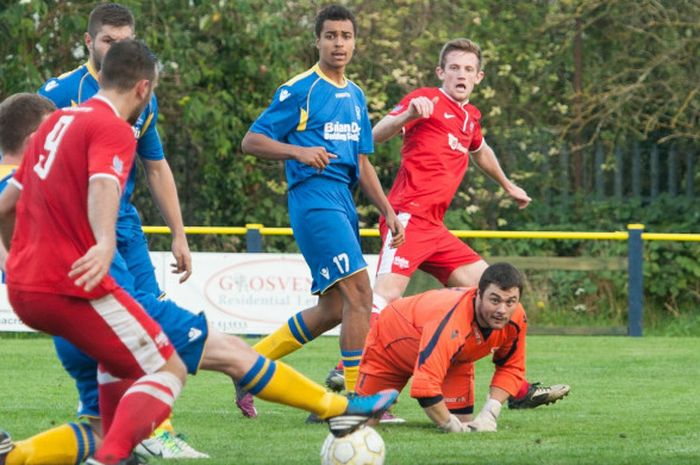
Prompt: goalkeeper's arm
<box><xmin>466</xmin><ymin>386</ymin><xmax>510</xmax><ymax>432</ymax></box>
<box><xmin>418</xmin><ymin>396</ymin><xmax>468</xmax><ymax>433</ymax></box>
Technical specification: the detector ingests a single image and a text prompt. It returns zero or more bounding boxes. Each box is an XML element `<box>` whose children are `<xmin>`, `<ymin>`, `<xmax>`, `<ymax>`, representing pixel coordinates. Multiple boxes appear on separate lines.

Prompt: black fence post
<box><xmin>686</xmin><ymin>151</ymin><xmax>694</xmax><ymax>199</ymax></box>
<box><xmin>650</xmin><ymin>145</ymin><xmax>659</xmax><ymax>199</ymax></box>
<box><xmin>668</xmin><ymin>145</ymin><xmax>677</xmax><ymax>196</ymax></box>
<box><xmin>632</xmin><ymin>142</ymin><xmax>641</xmax><ymax>198</ymax></box>
<box><xmin>595</xmin><ymin>142</ymin><xmax>605</xmax><ymax>200</ymax></box>
<box><xmin>614</xmin><ymin>145</ymin><xmax>623</xmax><ymax>200</ymax></box>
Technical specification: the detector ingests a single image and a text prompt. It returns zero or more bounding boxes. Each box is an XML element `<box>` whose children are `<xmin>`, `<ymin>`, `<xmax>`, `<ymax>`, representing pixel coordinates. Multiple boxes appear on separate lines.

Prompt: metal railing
<box><xmin>143</xmin><ymin>223</ymin><xmax>700</xmax><ymax>337</ymax></box>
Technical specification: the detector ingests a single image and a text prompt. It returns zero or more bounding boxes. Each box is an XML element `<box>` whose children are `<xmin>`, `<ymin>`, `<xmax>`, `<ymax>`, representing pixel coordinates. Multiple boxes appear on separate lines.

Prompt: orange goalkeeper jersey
<box><xmin>377</xmin><ymin>287</ymin><xmax>527</xmax><ymax>400</ymax></box>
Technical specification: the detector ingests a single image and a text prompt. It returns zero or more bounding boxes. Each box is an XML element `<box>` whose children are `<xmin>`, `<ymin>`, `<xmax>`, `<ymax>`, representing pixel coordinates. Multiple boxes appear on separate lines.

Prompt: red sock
<box><xmin>98</xmin><ymin>371</ymin><xmax>134</xmax><ymax>435</ymax></box>
<box><xmin>96</xmin><ymin>372</ymin><xmax>182</xmax><ymax>464</ymax></box>
<box><xmin>514</xmin><ymin>380</ymin><xmax>530</xmax><ymax>399</ymax></box>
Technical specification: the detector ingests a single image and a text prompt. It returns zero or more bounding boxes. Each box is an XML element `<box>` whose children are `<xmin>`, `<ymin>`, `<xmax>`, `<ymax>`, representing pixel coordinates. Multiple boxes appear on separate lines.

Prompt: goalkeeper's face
<box><xmin>475</xmin><ymin>284</ymin><xmax>520</xmax><ymax>329</ymax></box>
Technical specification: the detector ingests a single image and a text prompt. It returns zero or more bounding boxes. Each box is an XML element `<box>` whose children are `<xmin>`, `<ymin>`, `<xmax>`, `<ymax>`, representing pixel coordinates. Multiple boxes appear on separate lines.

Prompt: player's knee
<box><xmin>201</xmin><ymin>330</ymin><xmax>257</xmax><ymax>379</ymax></box>
<box><xmin>339</xmin><ymin>276</ymin><xmax>372</xmax><ymax>310</ymax></box>
<box><xmin>376</xmin><ymin>288</ymin><xmax>401</xmax><ymax>306</ymax></box>
<box><xmin>162</xmin><ymin>352</ymin><xmax>188</xmax><ymax>383</ymax></box>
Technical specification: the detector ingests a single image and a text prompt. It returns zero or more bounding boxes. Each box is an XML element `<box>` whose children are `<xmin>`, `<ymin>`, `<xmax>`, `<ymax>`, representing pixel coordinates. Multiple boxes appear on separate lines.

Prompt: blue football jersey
<box><xmin>250</xmin><ymin>64</ymin><xmax>374</xmax><ymax>190</ymax></box>
<box><xmin>38</xmin><ymin>61</ymin><xmax>164</xmax><ymax>220</ymax></box>
<box><xmin>0</xmin><ymin>164</ymin><xmax>16</xmax><ymax>194</ymax></box>
<box><xmin>0</xmin><ymin>164</ymin><xmax>17</xmax><ymax>283</ymax></box>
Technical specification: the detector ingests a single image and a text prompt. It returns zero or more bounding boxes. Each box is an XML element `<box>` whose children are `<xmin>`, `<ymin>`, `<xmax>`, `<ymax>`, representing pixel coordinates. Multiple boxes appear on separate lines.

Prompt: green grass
<box><xmin>1</xmin><ymin>335</ymin><xmax>699</xmax><ymax>465</ymax></box>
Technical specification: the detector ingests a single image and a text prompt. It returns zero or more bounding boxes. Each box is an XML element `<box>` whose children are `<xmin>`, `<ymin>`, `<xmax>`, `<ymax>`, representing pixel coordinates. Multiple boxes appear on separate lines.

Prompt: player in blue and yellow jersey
<box><xmin>39</xmin><ymin>3</ymin><xmax>190</xmax><ymax>296</ymax></box>
<box><xmin>0</xmin><ymin>92</ymin><xmax>104</xmax><ymax>465</ymax></box>
<box><xmin>0</xmin><ymin>44</ymin><xmax>399</xmax><ymax>465</ymax></box>
<box><xmin>36</xmin><ymin>3</ymin><xmax>204</xmax><ymax>459</ymax></box>
<box><xmin>0</xmin><ymin>93</ymin><xmax>55</xmax><ymax>276</ymax></box>
<box><xmin>242</xmin><ymin>5</ymin><xmax>405</xmax><ymax>402</ymax></box>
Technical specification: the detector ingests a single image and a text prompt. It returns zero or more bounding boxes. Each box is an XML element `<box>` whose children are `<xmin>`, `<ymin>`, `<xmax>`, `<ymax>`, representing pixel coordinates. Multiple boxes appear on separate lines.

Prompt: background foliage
<box><xmin>1</xmin><ymin>0</ymin><xmax>699</xmax><ymax>327</ymax></box>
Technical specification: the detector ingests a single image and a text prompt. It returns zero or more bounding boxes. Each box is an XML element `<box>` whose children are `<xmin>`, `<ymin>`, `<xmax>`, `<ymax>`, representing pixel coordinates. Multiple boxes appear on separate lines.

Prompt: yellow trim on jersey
<box><xmin>57</xmin><ymin>63</ymin><xmax>85</xmax><ymax>80</ymax></box>
<box><xmin>312</xmin><ymin>63</ymin><xmax>348</xmax><ymax>89</ymax></box>
<box><xmin>86</xmin><ymin>61</ymin><xmax>99</xmax><ymax>80</ymax></box>
<box><xmin>282</xmin><ymin>67</ymin><xmax>317</xmax><ymax>88</ymax></box>
<box><xmin>140</xmin><ymin>112</ymin><xmax>155</xmax><ymax>138</ymax></box>
<box><xmin>0</xmin><ymin>164</ymin><xmax>18</xmax><ymax>178</ymax></box>
<box><xmin>296</xmin><ymin>108</ymin><xmax>308</xmax><ymax>131</ymax></box>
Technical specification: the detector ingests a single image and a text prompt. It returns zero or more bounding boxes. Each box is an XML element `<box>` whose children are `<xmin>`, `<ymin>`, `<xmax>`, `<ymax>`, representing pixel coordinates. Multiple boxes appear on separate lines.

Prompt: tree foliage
<box><xmin>1</xmin><ymin>0</ymin><xmax>699</xmax><ymax>315</ymax></box>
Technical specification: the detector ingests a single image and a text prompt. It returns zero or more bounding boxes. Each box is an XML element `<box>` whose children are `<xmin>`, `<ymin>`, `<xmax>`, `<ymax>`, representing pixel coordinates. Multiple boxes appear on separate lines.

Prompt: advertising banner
<box><xmin>0</xmin><ymin>252</ymin><xmax>380</xmax><ymax>335</ymax></box>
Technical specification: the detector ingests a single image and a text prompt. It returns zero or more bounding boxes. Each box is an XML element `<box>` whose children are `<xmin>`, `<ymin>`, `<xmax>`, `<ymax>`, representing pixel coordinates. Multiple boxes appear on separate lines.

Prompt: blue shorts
<box><xmin>53</xmin><ymin>252</ymin><xmax>207</xmax><ymax>417</ymax></box>
<box><xmin>117</xmin><ymin>205</ymin><xmax>162</xmax><ymax>297</ymax></box>
<box><xmin>288</xmin><ymin>177</ymin><xmax>367</xmax><ymax>295</ymax></box>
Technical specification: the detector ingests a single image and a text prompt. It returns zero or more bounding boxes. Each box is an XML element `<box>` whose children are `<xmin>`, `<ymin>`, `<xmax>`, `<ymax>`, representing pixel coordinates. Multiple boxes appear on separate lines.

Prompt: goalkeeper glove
<box><xmin>438</xmin><ymin>414</ymin><xmax>468</xmax><ymax>433</ymax></box>
<box><xmin>466</xmin><ymin>398</ymin><xmax>502</xmax><ymax>432</ymax></box>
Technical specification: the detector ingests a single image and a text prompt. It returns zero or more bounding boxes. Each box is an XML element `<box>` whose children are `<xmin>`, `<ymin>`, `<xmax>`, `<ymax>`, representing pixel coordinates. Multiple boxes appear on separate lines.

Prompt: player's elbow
<box><xmin>372</xmin><ymin>124</ymin><xmax>394</xmax><ymax>145</ymax></box>
<box><xmin>0</xmin><ymin>203</ymin><xmax>13</xmax><ymax>220</ymax></box>
<box><xmin>241</xmin><ymin>131</ymin><xmax>257</xmax><ymax>154</ymax></box>
<box><xmin>0</xmin><ymin>193</ymin><xmax>17</xmax><ymax>220</ymax></box>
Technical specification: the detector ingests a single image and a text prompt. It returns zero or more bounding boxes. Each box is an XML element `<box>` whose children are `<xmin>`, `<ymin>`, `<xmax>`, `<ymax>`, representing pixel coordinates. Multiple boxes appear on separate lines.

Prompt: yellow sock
<box><xmin>7</xmin><ymin>423</ymin><xmax>94</xmax><ymax>465</ymax></box>
<box><xmin>343</xmin><ymin>365</ymin><xmax>359</xmax><ymax>392</ymax></box>
<box><xmin>154</xmin><ymin>416</ymin><xmax>175</xmax><ymax>435</ymax></box>
<box><xmin>341</xmin><ymin>349</ymin><xmax>363</xmax><ymax>392</ymax></box>
<box><xmin>253</xmin><ymin>312</ymin><xmax>311</xmax><ymax>360</ymax></box>
<box><xmin>239</xmin><ymin>355</ymin><xmax>348</xmax><ymax>419</ymax></box>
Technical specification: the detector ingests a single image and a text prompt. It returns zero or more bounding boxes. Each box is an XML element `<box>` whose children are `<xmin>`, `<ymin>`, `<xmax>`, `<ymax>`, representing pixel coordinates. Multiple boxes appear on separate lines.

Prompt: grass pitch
<box><xmin>1</xmin><ymin>335</ymin><xmax>699</xmax><ymax>465</ymax></box>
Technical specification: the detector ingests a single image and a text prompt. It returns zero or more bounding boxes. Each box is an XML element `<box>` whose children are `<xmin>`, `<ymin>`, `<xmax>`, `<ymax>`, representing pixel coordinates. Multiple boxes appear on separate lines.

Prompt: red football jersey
<box><xmin>6</xmin><ymin>96</ymin><xmax>136</xmax><ymax>299</ymax></box>
<box><xmin>386</xmin><ymin>87</ymin><xmax>484</xmax><ymax>224</ymax></box>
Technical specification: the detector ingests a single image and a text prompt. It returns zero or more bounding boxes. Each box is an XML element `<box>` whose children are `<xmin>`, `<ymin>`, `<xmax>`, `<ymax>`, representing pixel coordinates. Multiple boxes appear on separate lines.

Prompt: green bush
<box><xmin>1</xmin><ymin>1</ymin><xmax>698</xmax><ymax>330</ymax></box>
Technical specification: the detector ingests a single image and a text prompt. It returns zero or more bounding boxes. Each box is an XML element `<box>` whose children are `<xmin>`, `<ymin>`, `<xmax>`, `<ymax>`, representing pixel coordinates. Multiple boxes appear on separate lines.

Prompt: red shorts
<box><xmin>9</xmin><ymin>287</ymin><xmax>174</xmax><ymax>379</ymax></box>
<box><xmin>377</xmin><ymin>213</ymin><xmax>481</xmax><ymax>285</ymax></box>
<box><xmin>356</xmin><ymin>311</ymin><xmax>475</xmax><ymax>412</ymax></box>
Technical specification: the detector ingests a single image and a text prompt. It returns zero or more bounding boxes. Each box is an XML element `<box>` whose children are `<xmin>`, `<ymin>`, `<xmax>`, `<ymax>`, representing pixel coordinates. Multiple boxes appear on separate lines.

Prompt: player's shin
<box><xmin>96</xmin><ymin>372</ymin><xmax>182</xmax><ymax>463</ymax></box>
<box><xmin>239</xmin><ymin>355</ymin><xmax>348</xmax><ymax>419</ymax></box>
<box><xmin>371</xmin><ymin>293</ymin><xmax>389</xmax><ymax>324</ymax></box>
<box><xmin>253</xmin><ymin>312</ymin><xmax>313</xmax><ymax>360</ymax></box>
<box><xmin>97</xmin><ymin>370</ymin><xmax>134</xmax><ymax>435</ymax></box>
<box><xmin>6</xmin><ymin>423</ymin><xmax>95</xmax><ymax>465</ymax></box>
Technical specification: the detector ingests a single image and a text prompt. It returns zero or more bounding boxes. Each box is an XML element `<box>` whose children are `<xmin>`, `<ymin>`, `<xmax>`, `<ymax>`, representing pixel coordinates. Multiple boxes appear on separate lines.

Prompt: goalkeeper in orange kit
<box><xmin>356</xmin><ymin>263</ymin><xmax>559</xmax><ymax>432</ymax></box>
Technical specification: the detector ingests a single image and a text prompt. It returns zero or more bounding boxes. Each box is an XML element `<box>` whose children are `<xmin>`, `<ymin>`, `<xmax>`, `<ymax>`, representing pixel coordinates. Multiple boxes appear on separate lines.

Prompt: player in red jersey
<box><xmin>374</xmin><ymin>38</ymin><xmax>567</xmax><ymax>410</ymax></box>
<box><xmin>373</xmin><ymin>37</ymin><xmax>530</xmax><ymax>306</ymax></box>
<box><xmin>0</xmin><ymin>94</ymin><xmax>56</xmax><ymax>273</ymax></box>
<box><xmin>0</xmin><ymin>40</ymin><xmax>186</xmax><ymax>465</ymax></box>
<box><xmin>357</xmin><ymin>263</ymin><xmax>528</xmax><ymax>432</ymax></box>
<box><xmin>328</xmin><ymin>38</ymin><xmax>568</xmax><ymax>412</ymax></box>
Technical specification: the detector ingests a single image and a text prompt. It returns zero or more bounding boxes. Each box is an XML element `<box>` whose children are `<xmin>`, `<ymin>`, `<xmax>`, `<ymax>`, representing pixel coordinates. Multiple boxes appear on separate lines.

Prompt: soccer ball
<box><xmin>320</xmin><ymin>426</ymin><xmax>385</xmax><ymax>465</ymax></box>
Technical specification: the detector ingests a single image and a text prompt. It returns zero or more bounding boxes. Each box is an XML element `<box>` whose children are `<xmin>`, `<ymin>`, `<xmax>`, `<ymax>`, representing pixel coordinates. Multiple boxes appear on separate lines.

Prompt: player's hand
<box><xmin>69</xmin><ymin>240</ymin><xmax>115</xmax><ymax>292</ymax></box>
<box><xmin>170</xmin><ymin>235</ymin><xmax>192</xmax><ymax>283</ymax></box>
<box><xmin>466</xmin><ymin>398</ymin><xmax>501</xmax><ymax>432</ymax></box>
<box><xmin>293</xmin><ymin>146</ymin><xmax>338</xmax><ymax>171</ymax></box>
<box><xmin>407</xmin><ymin>96</ymin><xmax>439</xmax><ymax>120</ymax></box>
<box><xmin>506</xmin><ymin>183</ymin><xmax>531</xmax><ymax>210</ymax></box>
<box><xmin>384</xmin><ymin>212</ymin><xmax>405</xmax><ymax>248</ymax></box>
<box><xmin>438</xmin><ymin>414</ymin><xmax>469</xmax><ymax>433</ymax></box>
